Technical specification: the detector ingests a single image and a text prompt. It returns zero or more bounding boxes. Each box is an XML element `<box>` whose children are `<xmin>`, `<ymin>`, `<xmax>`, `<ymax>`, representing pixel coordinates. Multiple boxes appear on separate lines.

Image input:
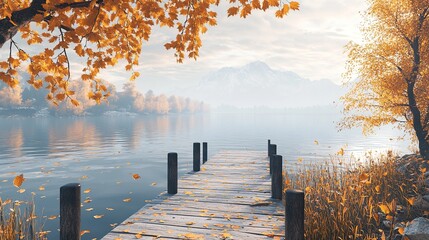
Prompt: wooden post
<box><xmin>60</xmin><ymin>183</ymin><xmax>81</xmax><ymax>240</ymax></box>
<box><xmin>271</xmin><ymin>154</ymin><xmax>282</xmax><ymax>200</ymax></box>
<box><xmin>286</xmin><ymin>189</ymin><xmax>304</xmax><ymax>240</ymax></box>
<box><xmin>203</xmin><ymin>142</ymin><xmax>208</xmax><ymax>163</ymax></box>
<box><xmin>168</xmin><ymin>152</ymin><xmax>178</xmax><ymax>194</ymax></box>
<box><xmin>193</xmin><ymin>142</ymin><xmax>200</xmax><ymax>172</ymax></box>
<box><xmin>269</xmin><ymin>144</ymin><xmax>277</xmax><ymax>175</ymax></box>
<box><xmin>268</xmin><ymin>139</ymin><xmax>271</xmax><ymax>156</ymax></box>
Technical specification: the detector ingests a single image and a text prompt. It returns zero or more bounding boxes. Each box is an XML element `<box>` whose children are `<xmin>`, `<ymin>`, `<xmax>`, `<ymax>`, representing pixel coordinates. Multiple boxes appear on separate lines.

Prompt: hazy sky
<box><xmin>1</xmin><ymin>0</ymin><xmax>367</xmax><ymax>93</ymax></box>
<box><xmin>118</xmin><ymin>0</ymin><xmax>367</xmax><ymax>92</ymax></box>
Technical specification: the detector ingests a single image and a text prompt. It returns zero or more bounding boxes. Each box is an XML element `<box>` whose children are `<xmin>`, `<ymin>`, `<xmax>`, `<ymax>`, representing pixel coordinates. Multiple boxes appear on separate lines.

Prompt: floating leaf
<box><xmin>13</xmin><ymin>174</ymin><xmax>25</xmax><ymax>188</ymax></box>
<box><xmin>123</xmin><ymin>198</ymin><xmax>132</xmax><ymax>202</ymax></box>
<box><xmin>83</xmin><ymin>188</ymin><xmax>91</xmax><ymax>194</ymax></box>
<box><xmin>132</xmin><ymin>174</ymin><xmax>141</xmax><ymax>180</ymax></box>
<box><xmin>86</xmin><ymin>208</ymin><xmax>94</xmax><ymax>212</ymax></box>
<box><xmin>80</xmin><ymin>230</ymin><xmax>90</xmax><ymax>236</ymax></box>
<box><xmin>93</xmin><ymin>214</ymin><xmax>104</xmax><ymax>219</ymax></box>
<box><xmin>39</xmin><ymin>185</ymin><xmax>45</xmax><ymax>191</ymax></box>
<box><xmin>17</xmin><ymin>188</ymin><xmax>26</xmax><ymax>193</ymax></box>
<box><xmin>151</xmin><ymin>182</ymin><xmax>157</xmax><ymax>186</ymax></box>
<box><xmin>48</xmin><ymin>215</ymin><xmax>57</xmax><ymax>220</ymax></box>
<box><xmin>106</xmin><ymin>208</ymin><xmax>114</xmax><ymax>211</ymax></box>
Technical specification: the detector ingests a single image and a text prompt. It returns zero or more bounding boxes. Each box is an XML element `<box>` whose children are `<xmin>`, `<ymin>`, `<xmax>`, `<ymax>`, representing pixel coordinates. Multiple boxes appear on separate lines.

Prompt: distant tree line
<box><xmin>0</xmin><ymin>80</ymin><xmax>207</xmax><ymax>116</ymax></box>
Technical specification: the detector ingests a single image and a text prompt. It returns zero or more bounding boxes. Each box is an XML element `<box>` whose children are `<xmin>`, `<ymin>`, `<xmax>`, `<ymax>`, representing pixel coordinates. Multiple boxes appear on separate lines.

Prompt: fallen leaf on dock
<box><xmin>250</xmin><ymin>202</ymin><xmax>271</xmax><ymax>207</ymax></box>
<box><xmin>186</xmin><ymin>221</ymin><xmax>195</xmax><ymax>225</ymax></box>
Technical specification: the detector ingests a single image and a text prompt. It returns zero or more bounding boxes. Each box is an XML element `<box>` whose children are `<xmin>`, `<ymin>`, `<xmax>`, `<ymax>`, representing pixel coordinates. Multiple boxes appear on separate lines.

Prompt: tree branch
<box><xmin>0</xmin><ymin>0</ymin><xmax>104</xmax><ymax>48</ymax></box>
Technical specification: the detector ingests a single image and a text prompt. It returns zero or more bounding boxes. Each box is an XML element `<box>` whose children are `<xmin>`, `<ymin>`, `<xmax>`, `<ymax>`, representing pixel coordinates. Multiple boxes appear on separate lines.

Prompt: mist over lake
<box><xmin>0</xmin><ymin>110</ymin><xmax>409</xmax><ymax>239</ymax></box>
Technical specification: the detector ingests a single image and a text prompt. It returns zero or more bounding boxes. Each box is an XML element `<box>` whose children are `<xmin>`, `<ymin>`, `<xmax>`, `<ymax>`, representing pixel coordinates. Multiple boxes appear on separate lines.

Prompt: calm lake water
<box><xmin>0</xmin><ymin>111</ymin><xmax>411</xmax><ymax>239</ymax></box>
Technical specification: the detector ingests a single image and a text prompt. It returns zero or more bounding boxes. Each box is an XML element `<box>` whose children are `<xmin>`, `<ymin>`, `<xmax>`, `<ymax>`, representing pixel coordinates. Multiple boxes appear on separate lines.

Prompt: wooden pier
<box><xmin>102</xmin><ymin>150</ymin><xmax>285</xmax><ymax>239</ymax></box>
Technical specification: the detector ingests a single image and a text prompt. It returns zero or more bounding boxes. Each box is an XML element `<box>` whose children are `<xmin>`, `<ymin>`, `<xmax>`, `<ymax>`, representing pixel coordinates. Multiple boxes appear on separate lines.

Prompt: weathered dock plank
<box><xmin>102</xmin><ymin>150</ymin><xmax>284</xmax><ymax>239</ymax></box>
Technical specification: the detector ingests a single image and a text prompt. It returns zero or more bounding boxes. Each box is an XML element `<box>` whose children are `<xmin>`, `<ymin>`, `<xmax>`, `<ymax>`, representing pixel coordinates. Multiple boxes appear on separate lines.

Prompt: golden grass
<box><xmin>0</xmin><ymin>198</ymin><xmax>47</xmax><ymax>240</ymax></box>
<box><xmin>284</xmin><ymin>151</ymin><xmax>423</xmax><ymax>240</ymax></box>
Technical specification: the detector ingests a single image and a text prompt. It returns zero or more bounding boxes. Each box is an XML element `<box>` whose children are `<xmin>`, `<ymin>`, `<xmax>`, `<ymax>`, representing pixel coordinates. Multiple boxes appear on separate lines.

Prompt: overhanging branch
<box><xmin>0</xmin><ymin>0</ymin><xmax>104</xmax><ymax>48</ymax></box>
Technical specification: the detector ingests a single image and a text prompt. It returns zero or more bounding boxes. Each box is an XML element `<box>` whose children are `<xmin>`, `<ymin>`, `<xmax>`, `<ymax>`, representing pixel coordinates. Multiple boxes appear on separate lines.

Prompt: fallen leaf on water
<box><xmin>151</xmin><ymin>182</ymin><xmax>157</xmax><ymax>186</ymax></box>
<box><xmin>86</xmin><ymin>208</ymin><xmax>94</xmax><ymax>212</ymax></box>
<box><xmin>39</xmin><ymin>185</ymin><xmax>45</xmax><ymax>191</ymax></box>
<box><xmin>17</xmin><ymin>188</ymin><xmax>26</xmax><ymax>193</ymax></box>
<box><xmin>83</xmin><ymin>188</ymin><xmax>91</xmax><ymax>194</ymax></box>
<box><xmin>93</xmin><ymin>215</ymin><xmax>104</xmax><ymax>219</ymax></box>
<box><xmin>80</xmin><ymin>230</ymin><xmax>90</xmax><ymax>236</ymax></box>
<box><xmin>13</xmin><ymin>174</ymin><xmax>25</xmax><ymax>188</ymax></box>
<box><xmin>123</xmin><ymin>198</ymin><xmax>132</xmax><ymax>202</ymax></box>
<box><xmin>132</xmin><ymin>174</ymin><xmax>141</xmax><ymax>180</ymax></box>
<box><xmin>48</xmin><ymin>215</ymin><xmax>57</xmax><ymax>220</ymax></box>
<box><xmin>106</xmin><ymin>208</ymin><xmax>114</xmax><ymax>211</ymax></box>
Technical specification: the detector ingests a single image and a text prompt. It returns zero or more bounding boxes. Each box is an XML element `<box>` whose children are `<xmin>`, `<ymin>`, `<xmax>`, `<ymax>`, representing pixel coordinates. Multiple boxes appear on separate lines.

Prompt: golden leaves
<box><xmin>13</xmin><ymin>174</ymin><xmax>25</xmax><ymax>188</ymax></box>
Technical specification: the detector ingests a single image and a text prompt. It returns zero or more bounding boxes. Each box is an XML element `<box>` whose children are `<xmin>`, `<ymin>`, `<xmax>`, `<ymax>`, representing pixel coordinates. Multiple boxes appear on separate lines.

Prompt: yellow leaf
<box><xmin>13</xmin><ymin>174</ymin><xmax>25</xmax><ymax>188</ymax></box>
<box><xmin>80</xmin><ymin>230</ymin><xmax>90</xmax><ymax>236</ymax></box>
<box><xmin>314</xmin><ymin>140</ymin><xmax>319</xmax><ymax>145</ymax></box>
<box><xmin>48</xmin><ymin>215</ymin><xmax>57</xmax><ymax>220</ymax></box>
<box><xmin>379</xmin><ymin>204</ymin><xmax>390</xmax><ymax>215</ymax></box>
<box><xmin>151</xmin><ymin>182</ymin><xmax>157</xmax><ymax>186</ymax></box>
<box><xmin>186</xmin><ymin>221</ymin><xmax>195</xmax><ymax>225</ymax></box>
<box><xmin>123</xmin><ymin>198</ymin><xmax>132</xmax><ymax>202</ymax></box>
<box><xmin>289</xmin><ymin>1</ymin><xmax>300</xmax><ymax>10</ymax></box>
<box><xmin>84</xmin><ymin>188</ymin><xmax>91</xmax><ymax>194</ymax></box>
<box><xmin>406</xmin><ymin>197</ymin><xmax>415</xmax><ymax>206</ymax></box>
<box><xmin>227</xmin><ymin>7</ymin><xmax>239</xmax><ymax>17</ymax></box>
<box><xmin>93</xmin><ymin>214</ymin><xmax>104</xmax><ymax>219</ymax></box>
<box><xmin>39</xmin><ymin>185</ymin><xmax>45</xmax><ymax>191</ymax></box>
<box><xmin>17</xmin><ymin>188</ymin><xmax>26</xmax><ymax>193</ymax></box>
<box><xmin>86</xmin><ymin>208</ymin><xmax>94</xmax><ymax>212</ymax></box>
<box><xmin>375</xmin><ymin>185</ymin><xmax>380</xmax><ymax>193</ymax></box>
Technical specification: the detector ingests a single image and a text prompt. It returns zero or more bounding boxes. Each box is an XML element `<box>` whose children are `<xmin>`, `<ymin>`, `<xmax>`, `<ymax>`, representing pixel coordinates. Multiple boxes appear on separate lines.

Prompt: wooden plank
<box><xmin>102</xmin><ymin>150</ymin><xmax>284</xmax><ymax>240</ymax></box>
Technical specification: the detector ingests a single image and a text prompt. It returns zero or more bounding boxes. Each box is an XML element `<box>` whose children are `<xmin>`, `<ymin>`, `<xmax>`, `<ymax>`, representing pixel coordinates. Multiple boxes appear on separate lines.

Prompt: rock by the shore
<box><xmin>413</xmin><ymin>195</ymin><xmax>429</xmax><ymax>211</ymax></box>
<box><xmin>404</xmin><ymin>217</ymin><xmax>429</xmax><ymax>240</ymax></box>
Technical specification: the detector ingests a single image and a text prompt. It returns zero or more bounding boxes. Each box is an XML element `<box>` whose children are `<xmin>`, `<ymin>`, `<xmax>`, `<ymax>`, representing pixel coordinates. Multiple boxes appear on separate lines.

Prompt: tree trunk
<box><xmin>407</xmin><ymin>82</ymin><xmax>429</xmax><ymax>160</ymax></box>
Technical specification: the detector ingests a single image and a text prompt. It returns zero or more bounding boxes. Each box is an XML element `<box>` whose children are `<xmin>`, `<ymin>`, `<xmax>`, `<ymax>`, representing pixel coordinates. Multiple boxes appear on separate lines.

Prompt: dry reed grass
<box><xmin>284</xmin><ymin>151</ymin><xmax>423</xmax><ymax>239</ymax></box>
<box><xmin>0</xmin><ymin>198</ymin><xmax>47</xmax><ymax>240</ymax></box>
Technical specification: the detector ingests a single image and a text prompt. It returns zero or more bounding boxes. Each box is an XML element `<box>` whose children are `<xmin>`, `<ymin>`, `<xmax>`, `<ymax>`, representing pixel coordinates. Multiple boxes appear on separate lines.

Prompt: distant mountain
<box><xmin>186</xmin><ymin>61</ymin><xmax>346</xmax><ymax>108</ymax></box>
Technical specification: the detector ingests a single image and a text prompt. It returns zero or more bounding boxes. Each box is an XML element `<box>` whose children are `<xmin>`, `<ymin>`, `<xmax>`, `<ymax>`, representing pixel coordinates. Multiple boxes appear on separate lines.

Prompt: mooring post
<box><xmin>60</xmin><ymin>183</ymin><xmax>81</xmax><ymax>240</ymax></box>
<box><xmin>269</xmin><ymin>144</ymin><xmax>277</xmax><ymax>175</ymax></box>
<box><xmin>268</xmin><ymin>139</ymin><xmax>271</xmax><ymax>156</ymax></box>
<box><xmin>286</xmin><ymin>189</ymin><xmax>305</xmax><ymax>240</ymax></box>
<box><xmin>193</xmin><ymin>142</ymin><xmax>201</xmax><ymax>172</ymax></box>
<box><xmin>203</xmin><ymin>142</ymin><xmax>208</xmax><ymax>163</ymax></box>
<box><xmin>168</xmin><ymin>152</ymin><xmax>178</xmax><ymax>194</ymax></box>
<box><xmin>271</xmin><ymin>154</ymin><xmax>282</xmax><ymax>200</ymax></box>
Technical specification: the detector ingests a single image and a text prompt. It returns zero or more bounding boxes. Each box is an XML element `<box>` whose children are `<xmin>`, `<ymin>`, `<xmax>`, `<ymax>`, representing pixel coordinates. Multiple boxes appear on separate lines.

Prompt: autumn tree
<box><xmin>342</xmin><ymin>0</ymin><xmax>429</xmax><ymax>159</ymax></box>
<box><xmin>0</xmin><ymin>0</ymin><xmax>299</xmax><ymax>106</ymax></box>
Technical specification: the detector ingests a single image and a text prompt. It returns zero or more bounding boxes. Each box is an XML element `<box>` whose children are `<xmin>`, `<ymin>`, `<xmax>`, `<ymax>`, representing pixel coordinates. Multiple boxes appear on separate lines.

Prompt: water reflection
<box><xmin>0</xmin><ymin>112</ymin><xmax>410</xmax><ymax>239</ymax></box>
